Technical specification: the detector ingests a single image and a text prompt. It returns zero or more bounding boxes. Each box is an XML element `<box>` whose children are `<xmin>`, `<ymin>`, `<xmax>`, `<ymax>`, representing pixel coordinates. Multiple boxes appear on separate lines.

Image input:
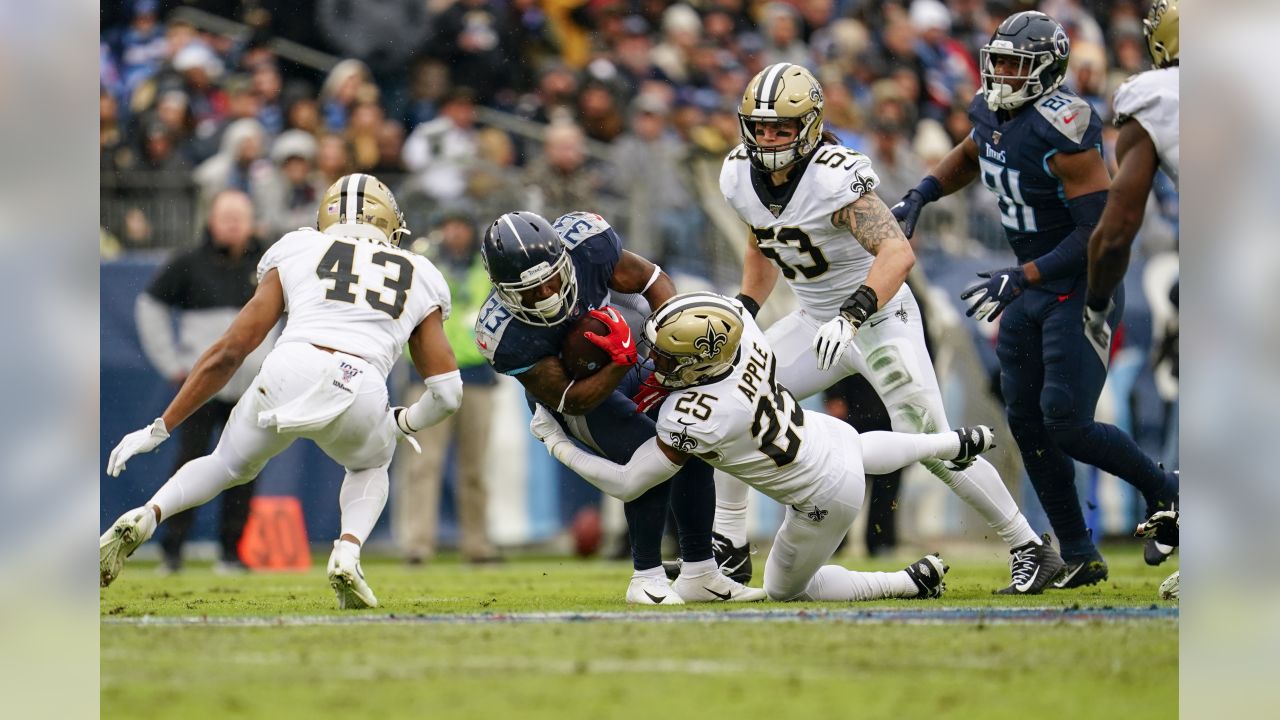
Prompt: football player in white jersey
<box><xmin>713</xmin><ymin>62</ymin><xmax>1061</xmax><ymax>594</ymax></box>
<box><xmin>532</xmin><ymin>292</ymin><xmax>1002</xmax><ymax>602</ymax></box>
<box><xmin>1086</xmin><ymin>0</ymin><xmax>1179</xmax><ymax>593</ymax></box>
<box><xmin>101</xmin><ymin>174</ymin><xmax>459</xmax><ymax>609</ymax></box>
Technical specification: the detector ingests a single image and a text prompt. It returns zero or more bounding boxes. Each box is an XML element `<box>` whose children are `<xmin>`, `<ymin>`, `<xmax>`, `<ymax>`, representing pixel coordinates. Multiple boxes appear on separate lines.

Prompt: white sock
<box><xmin>859</xmin><ymin>430</ymin><xmax>959</xmax><ymax>474</ymax></box>
<box><xmin>339</xmin><ymin>465</ymin><xmax>390</xmax><ymax>546</ymax></box>
<box><xmin>680</xmin><ymin>558</ymin><xmax>717</xmax><ymax>576</ymax></box>
<box><xmin>923</xmin><ymin>457</ymin><xmax>1037</xmax><ymax>548</ymax></box>
<box><xmin>149</xmin><ymin>454</ymin><xmax>247</xmax><ymax>522</ymax></box>
<box><xmin>713</xmin><ymin>470</ymin><xmax>750</xmax><ymax>547</ymax></box>
<box><xmin>804</xmin><ymin>565</ymin><xmax>919</xmax><ymax>601</ymax></box>
<box><xmin>633</xmin><ymin>565</ymin><xmax>666</xmax><ymax>579</ymax></box>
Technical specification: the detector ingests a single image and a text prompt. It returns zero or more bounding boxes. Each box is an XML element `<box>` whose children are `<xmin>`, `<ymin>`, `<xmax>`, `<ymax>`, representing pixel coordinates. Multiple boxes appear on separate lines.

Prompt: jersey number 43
<box><xmin>315</xmin><ymin>240</ymin><xmax>414</xmax><ymax>319</ymax></box>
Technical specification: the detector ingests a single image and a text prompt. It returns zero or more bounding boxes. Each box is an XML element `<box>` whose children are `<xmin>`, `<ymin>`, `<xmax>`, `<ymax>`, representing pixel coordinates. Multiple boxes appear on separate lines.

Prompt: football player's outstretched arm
<box><xmin>891</xmin><ymin>136</ymin><xmax>980</xmax><ymax>238</ymax></box>
<box><xmin>160</xmin><ymin>269</ymin><xmax>286</xmax><ymax>431</ymax></box>
<box><xmin>518</xmin><ymin>354</ymin><xmax>632</xmax><ymax>416</ymax></box>
<box><xmin>532</xmin><ymin>405</ymin><xmax>689</xmax><ymax>501</ymax></box>
<box><xmin>738</xmin><ymin>230</ymin><xmax>780</xmax><ymax>315</ymax></box>
<box><xmin>1086</xmin><ymin>120</ymin><xmax>1160</xmax><ymax>309</ymax></box>
<box><xmin>394</xmin><ymin>309</ymin><xmax>463</xmax><ymax>434</ymax></box>
<box><xmin>610</xmin><ymin>249</ymin><xmax>675</xmax><ymax>311</ymax></box>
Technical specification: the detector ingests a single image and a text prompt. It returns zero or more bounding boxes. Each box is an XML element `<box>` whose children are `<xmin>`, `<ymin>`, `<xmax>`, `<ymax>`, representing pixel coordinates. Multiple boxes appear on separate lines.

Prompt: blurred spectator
<box><xmin>116</xmin><ymin>0</ymin><xmax>168</xmax><ymax>99</ymax></box>
<box><xmin>405</xmin><ymin>58</ymin><xmax>451</xmax><ymax>129</ymax></box>
<box><xmin>867</xmin><ymin>81</ymin><xmax>926</xmax><ymax>203</ymax></box>
<box><xmin>761</xmin><ymin>2</ymin><xmax>810</xmax><ymax>68</ymax></box>
<box><xmin>319</xmin><ymin>58</ymin><xmax>371</xmax><ymax>132</ymax></box>
<box><xmin>396</xmin><ymin>212</ymin><xmax>501</xmax><ymax>565</ymax></box>
<box><xmin>254</xmin><ymin>130</ymin><xmax>323</xmax><ymax>240</ymax></box>
<box><xmin>170</xmin><ymin>42</ymin><xmax>227</xmax><ymax>160</ymax></box>
<box><xmin>369</xmin><ymin>120</ymin><xmax>408</xmax><ymax>177</ymax></box>
<box><xmin>402</xmin><ymin>88</ymin><xmax>479</xmax><ymax>203</ymax></box>
<box><xmin>284</xmin><ymin>95</ymin><xmax>322</xmax><ymax>136</ymax></box>
<box><xmin>610</xmin><ymin>93</ymin><xmax>707</xmax><ymax>276</ymax></box>
<box><xmin>818</xmin><ymin>70</ymin><xmax>868</xmax><ymax>151</ymax></box>
<box><xmin>134</xmin><ymin>190</ymin><xmax>276</xmax><ymax>575</ymax></box>
<box><xmin>346</xmin><ymin>99</ymin><xmax>386</xmax><ymax>171</ymax></box>
<box><xmin>614</xmin><ymin>16</ymin><xmax>659</xmax><ymax>95</ymax></box>
<box><xmin>314</xmin><ymin>133</ymin><xmax>353</xmax><ymax>187</ymax></box>
<box><xmin>249</xmin><ymin>60</ymin><xmax>286</xmax><ymax>136</ymax></box>
<box><xmin>515</xmin><ymin>64</ymin><xmax>580</xmax><ymax>126</ymax></box>
<box><xmin>910</xmin><ymin>0</ymin><xmax>981</xmax><ymax>121</ymax></box>
<box><xmin>101</xmin><ymin>87</ymin><xmax>127</xmax><ymax>172</ymax></box>
<box><xmin>523</xmin><ymin>120</ymin><xmax>608</xmax><ymax>219</ymax></box>
<box><xmin>1069</xmin><ymin>41</ymin><xmax>1108</xmax><ymax>110</ymax></box>
<box><xmin>650</xmin><ymin>4</ymin><xmax>703</xmax><ymax>86</ymax></box>
<box><xmin>466</xmin><ymin>127</ymin><xmax>526</xmax><ymax>229</ymax></box>
<box><xmin>431</xmin><ymin>0</ymin><xmax>513</xmax><ymax>105</ymax></box>
<box><xmin>577</xmin><ymin>81</ymin><xmax>626</xmax><ymax>143</ymax></box>
<box><xmin>193</xmin><ymin>118</ymin><xmax>270</xmax><ymax>228</ymax></box>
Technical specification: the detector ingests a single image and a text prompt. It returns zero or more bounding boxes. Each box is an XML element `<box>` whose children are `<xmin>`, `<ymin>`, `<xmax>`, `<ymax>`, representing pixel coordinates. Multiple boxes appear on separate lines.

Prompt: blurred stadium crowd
<box><xmin>100</xmin><ymin>0</ymin><xmax>1176</xmax><ymax>272</ymax></box>
<box><xmin>99</xmin><ymin>0</ymin><xmax>1179</xmax><ymax>555</ymax></box>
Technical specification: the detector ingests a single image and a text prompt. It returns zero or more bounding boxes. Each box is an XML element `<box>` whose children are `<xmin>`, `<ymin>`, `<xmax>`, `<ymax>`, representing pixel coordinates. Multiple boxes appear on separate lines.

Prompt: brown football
<box><xmin>560</xmin><ymin>313</ymin><xmax>612</xmax><ymax>379</ymax></box>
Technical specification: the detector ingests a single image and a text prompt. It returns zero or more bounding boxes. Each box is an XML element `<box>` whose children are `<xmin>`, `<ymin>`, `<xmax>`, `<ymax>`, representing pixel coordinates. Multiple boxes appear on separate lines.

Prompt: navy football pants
<box><xmin>997</xmin><ymin>277</ymin><xmax>1177</xmax><ymax>560</ymax></box>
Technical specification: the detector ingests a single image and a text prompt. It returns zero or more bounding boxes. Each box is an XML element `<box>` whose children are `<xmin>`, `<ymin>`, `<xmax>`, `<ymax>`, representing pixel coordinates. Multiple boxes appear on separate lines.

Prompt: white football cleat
<box><xmin>672</xmin><ymin>569</ymin><xmax>767</xmax><ymax>603</ymax></box>
<box><xmin>327</xmin><ymin>540</ymin><xmax>378</xmax><ymax>609</ymax></box>
<box><xmin>100</xmin><ymin>506</ymin><xmax>157</xmax><ymax>588</ymax></box>
<box><xmin>1158</xmin><ymin>570</ymin><xmax>1179</xmax><ymax>600</ymax></box>
<box><xmin>625</xmin><ymin>573</ymin><xmax>684</xmax><ymax>605</ymax></box>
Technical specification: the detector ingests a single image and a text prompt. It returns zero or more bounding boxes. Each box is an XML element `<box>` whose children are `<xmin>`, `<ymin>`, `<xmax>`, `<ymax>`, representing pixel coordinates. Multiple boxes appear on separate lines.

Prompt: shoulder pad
<box><xmin>553</xmin><ymin>211</ymin><xmax>612</xmax><ymax>249</ymax></box>
<box><xmin>1112</xmin><ymin>69</ymin><xmax>1175</xmax><ymax>127</ymax></box>
<box><xmin>1034</xmin><ymin>93</ymin><xmax>1093</xmax><ymax>146</ymax></box>
<box><xmin>808</xmin><ymin>145</ymin><xmax>880</xmax><ymax>203</ymax></box>
<box><xmin>719</xmin><ymin>145</ymin><xmax>750</xmax><ymax>199</ymax></box>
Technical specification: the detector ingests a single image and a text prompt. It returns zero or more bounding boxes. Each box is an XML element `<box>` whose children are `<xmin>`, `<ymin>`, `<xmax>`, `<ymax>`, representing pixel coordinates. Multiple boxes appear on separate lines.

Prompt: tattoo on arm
<box><xmin>848</xmin><ymin>193</ymin><xmax>903</xmax><ymax>256</ymax></box>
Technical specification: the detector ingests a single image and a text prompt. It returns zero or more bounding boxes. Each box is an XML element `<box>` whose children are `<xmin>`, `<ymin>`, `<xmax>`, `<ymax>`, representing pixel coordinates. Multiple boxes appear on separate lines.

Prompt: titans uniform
<box><xmin>1113</xmin><ymin>66</ymin><xmax>1179</xmax><ymax>188</ymax></box>
<box><xmin>215</xmin><ymin>227</ymin><xmax>451</xmax><ymax>481</ymax></box>
<box><xmin>719</xmin><ymin>140</ymin><xmax>1034</xmax><ymax>553</ymax></box>
<box><xmin>969</xmin><ymin>89</ymin><xmax>1176</xmax><ymax>559</ymax></box>
<box><xmin>474</xmin><ymin>211</ymin><xmax>714</xmax><ymax>569</ymax></box>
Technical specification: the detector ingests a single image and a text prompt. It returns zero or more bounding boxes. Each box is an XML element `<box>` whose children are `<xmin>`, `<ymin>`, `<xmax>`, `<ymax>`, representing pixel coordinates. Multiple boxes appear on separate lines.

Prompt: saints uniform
<box><xmin>213</xmin><ymin>227</ymin><xmax>451</xmax><ymax>476</ymax></box>
<box><xmin>1113</xmin><ymin>66</ymin><xmax>1179</xmax><ymax>188</ymax></box>
<box><xmin>719</xmin><ymin>139</ymin><xmax>1035</xmax><ymax>554</ymax></box>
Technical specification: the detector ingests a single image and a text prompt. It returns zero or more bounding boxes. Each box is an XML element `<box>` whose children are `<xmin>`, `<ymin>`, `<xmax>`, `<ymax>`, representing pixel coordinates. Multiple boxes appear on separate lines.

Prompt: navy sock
<box><xmin>623</xmin><ymin>480</ymin><xmax>672</xmax><ymax>571</ymax></box>
<box><xmin>1009</xmin><ymin>418</ymin><xmax>1095</xmax><ymax>559</ymax></box>
<box><xmin>1052</xmin><ymin>422</ymin><xmax>1177</xmax><ymax>510</ymax></box>
<box><xmin>668</xmin><ymin>459</ymin><xmax>715</xmax><ymax>563</ymax></box>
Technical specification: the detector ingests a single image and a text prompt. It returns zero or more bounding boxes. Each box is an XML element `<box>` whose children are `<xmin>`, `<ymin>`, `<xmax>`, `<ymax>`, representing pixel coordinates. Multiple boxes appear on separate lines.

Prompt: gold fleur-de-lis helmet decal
<box><xmin>694</xmin><ymin>323</ymin><xmax>728</xmax><ymax>359</ymax></box>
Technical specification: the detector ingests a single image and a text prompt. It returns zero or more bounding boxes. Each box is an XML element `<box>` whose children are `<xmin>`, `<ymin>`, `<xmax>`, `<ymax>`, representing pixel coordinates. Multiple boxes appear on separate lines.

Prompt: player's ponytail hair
<box><xmin>820</xmin><ymin>130</ymin><xmax>840</xmax><ymax>146</ymax></box>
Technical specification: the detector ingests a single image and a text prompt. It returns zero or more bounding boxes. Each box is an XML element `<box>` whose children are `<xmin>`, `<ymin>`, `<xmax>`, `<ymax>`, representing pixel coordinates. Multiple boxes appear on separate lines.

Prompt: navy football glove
<box><xmin>890</xmin><ymin>177</ymin><xmax>942</xmax><ymax>239</ymax></box>
<box><xmin>961</xmin><ymin>267</ymin><xmax>1027</xmax><ymax>322</ymax></box>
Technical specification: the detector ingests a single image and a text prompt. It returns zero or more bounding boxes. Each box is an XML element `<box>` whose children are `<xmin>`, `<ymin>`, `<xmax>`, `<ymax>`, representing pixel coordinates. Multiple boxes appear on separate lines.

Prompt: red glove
<box><xmin>631</xmin><ymin>373</ymin><xmax>671</xmax><ymax>414</ymax></box>
<box><xmin>584</xmin><ymin>307</ymin><xmax>638</xmax><ymax>366</ymax></box>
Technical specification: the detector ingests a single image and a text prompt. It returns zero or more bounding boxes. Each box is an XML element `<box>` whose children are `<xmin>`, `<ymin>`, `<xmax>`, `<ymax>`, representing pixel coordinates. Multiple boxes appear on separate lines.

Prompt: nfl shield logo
<box><xmin>992</xmin><ymin>131</ymin><xmax>1002</xmax><ymax>145</ymax></box>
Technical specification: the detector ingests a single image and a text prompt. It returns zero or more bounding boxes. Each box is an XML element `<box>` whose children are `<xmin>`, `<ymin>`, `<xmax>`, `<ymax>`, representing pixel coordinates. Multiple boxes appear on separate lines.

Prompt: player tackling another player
<box><xmin>532</xmin><ymin>292</ymin><xmax>999</xmax><ymax>602</ymax></box>
<box><xmin>102</xmin><ymin>174</ymin><xmax>460</xmax><ymax>609</ymax></box>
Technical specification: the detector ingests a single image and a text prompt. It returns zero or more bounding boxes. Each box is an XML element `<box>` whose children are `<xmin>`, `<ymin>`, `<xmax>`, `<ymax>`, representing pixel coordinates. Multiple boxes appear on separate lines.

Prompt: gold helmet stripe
<box><xmin>755</xmin><ymin>63</ymin><xmax>790</xmax><ymax>112</ymax></box>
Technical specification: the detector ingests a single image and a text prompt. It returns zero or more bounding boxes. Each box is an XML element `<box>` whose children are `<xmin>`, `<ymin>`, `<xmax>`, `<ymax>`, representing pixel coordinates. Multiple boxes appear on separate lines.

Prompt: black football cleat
<box><xmin>994</xmin><ymin>535</ymin><xmax>1066</xmax><ymax>595</ymax></box>
<box><xmin>1051</xmin><ymin>554</ymin><xmax>1109</xmax><ymax>589</ymax></box>
<box><xmin>711</xmin><ymin>532</ymin><xmax>753</xmax><ymax>584</ymax></box>
<box><xmin>903</xmin><ymin>554</ymin><xmax>948</xmax><ymax>599</ymax></box>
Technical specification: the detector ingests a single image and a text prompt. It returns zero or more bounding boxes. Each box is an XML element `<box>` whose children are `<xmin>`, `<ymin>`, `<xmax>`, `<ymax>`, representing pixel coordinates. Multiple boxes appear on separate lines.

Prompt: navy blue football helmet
<box><xmin>481</xmin><ymin>211</ymin><xmax>578</xmax><ymax>326</ymax></box>
<box><xmin>980</xmin><ymin>11</ymin><xmax>1070</xmax><ymax>111</ymax></box>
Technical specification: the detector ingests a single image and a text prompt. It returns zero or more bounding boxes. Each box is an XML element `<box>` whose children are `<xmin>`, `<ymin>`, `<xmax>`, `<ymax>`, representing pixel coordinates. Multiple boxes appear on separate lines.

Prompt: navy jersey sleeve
<box><xmin>1032</xmin><ymin>92</ymin><xmax>1103</xmax><ymax>155</ymax></box>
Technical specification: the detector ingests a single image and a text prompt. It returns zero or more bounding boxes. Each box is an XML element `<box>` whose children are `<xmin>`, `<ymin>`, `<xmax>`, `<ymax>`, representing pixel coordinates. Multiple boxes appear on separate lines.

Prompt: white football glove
<box><xmin>530</xmin><ymin>406</ymin><xmax>572</xmax><ymax>458</ymax></box>
<box><xmin>1082</xmin><ymin>301</ymin><xmax>1114</xmax><ymax>368</ymax></box>
<box><xmin>106</xmin><ymin>418</ymin><xmax>170</xmax><ymax>477</ymax></box>
<box><xmin>812</xmin><ymin>315</ymin><xmax>859</xmax><ymax>371</ymax></box>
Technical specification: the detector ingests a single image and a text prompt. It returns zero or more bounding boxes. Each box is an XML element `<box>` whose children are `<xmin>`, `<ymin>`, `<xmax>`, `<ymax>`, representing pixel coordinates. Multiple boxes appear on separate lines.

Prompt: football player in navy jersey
<box><xmin>890</xmin><ymin>11</ymin><xmax>1178</xmax><ymax>589</ymax></box>
<box><xmin>474</xmin><ymin>210</ymin><xmax>766</xmax><ymax>604</ymax></box>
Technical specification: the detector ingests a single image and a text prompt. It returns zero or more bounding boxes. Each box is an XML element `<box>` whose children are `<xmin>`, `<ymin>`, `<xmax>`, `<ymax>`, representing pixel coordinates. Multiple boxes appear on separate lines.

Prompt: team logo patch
<box><xmin>669</xmin><ymin>425</ymin><xmax>698</xmax><ymax>453</ymax></box>
<box><xmin>694</xmin><ymin>324</ymin><xmax>728</xmax><ymax>359</ymax></box>
<box><xmin>896</xmin><ymin>303</ymin><xmax>909</xmax><ymax>324</ymax></box>
<box><xmin>794</xmin><ymin>505</ymin><xmax>829</xmax><ymax>523</ymax></box>
<box><xmin>992</xmin><ymin>131</ymin><xmax>1002</xmax><ymax>145</ymax></box>
<box><xmin>1053</xmin><ymin>27</ymin><xmax>1070</xmax><ymax>58</ymax></box>
<box><xmin>850</xmin><ymin>171</ymin><xmax>877</xmax><ymax>196</ymax></box>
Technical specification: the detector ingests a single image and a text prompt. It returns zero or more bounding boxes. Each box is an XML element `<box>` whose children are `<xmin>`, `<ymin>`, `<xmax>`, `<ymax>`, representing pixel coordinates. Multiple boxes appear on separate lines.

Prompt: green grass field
<box><xmin>101</xmin><ymin>544</ymin><xmax>1177</xmax><ymax>719</ymax></box>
